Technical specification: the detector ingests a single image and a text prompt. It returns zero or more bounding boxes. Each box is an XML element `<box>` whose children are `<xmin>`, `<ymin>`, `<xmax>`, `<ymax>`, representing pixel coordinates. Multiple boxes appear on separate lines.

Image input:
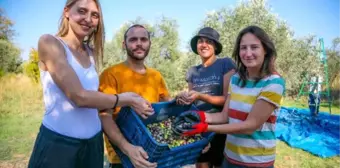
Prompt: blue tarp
<box><xmin>276</xmin><ymin>107</ymin><xmax>340</xmax><ymax>158</ymax></box>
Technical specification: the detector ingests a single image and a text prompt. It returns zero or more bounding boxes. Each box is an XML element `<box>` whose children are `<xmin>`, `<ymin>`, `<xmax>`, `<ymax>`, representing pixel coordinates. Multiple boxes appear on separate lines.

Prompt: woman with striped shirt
<box><xmin>175</xmin><ymin>25</ymin><xmax>285</xmax><ymax>168</ymax></box>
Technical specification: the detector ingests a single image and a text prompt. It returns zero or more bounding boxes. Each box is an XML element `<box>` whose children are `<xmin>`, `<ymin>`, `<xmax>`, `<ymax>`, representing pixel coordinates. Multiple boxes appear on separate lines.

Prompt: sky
<box><xmin>1</xmin><ymin>0</ymin><xmax>339</xmax><ymax>60</ymax></box>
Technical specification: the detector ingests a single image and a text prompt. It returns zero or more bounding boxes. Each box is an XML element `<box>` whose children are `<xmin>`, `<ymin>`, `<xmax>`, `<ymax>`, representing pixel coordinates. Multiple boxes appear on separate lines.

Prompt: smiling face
<box><xmin>196</xmin><ymin>37</ymin><xmax>216</xmax><ymax>59</ymax></box>
<box><xmin>232</xmin><ymin>26</ymin><xmax>277</xmax><ymax>82</ymax></box>
<box><xmin>239</xmin><ymin>33</ymin><xmax>266</xmax><ymax>70</ymax></box>
<box><xmin>64</xmin><ymin>0</ymin><xmax>100</xmax><ymax>38</ymax></box>
<box><xmin>124</xmin><ymin>26</ymin><xmax>151</xmax><ymax>60</ymax></box>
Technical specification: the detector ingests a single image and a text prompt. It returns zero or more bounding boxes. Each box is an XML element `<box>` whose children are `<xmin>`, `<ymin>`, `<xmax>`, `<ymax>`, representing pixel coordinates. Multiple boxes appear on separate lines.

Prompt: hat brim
<box><xmin>190</xmin><ymin>34</ymin><xmax>222</xmax><ymax>55</ymax></box>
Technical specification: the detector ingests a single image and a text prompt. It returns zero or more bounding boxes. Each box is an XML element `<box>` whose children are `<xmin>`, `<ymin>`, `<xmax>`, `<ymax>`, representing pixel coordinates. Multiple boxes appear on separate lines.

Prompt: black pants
<box><xmin>197</xmin><ymin>133</ymin><xmax>227</xmax><ymax>167</ymax></box>
<box><xmin>109</xmin><ymin>163</ymin><xmax>123</xmax><ymax>168</ymax></box>
<box><xmin>28</xmin><ymin>124</ymin><xmax>103</xmax><ymax>168</ymax></box>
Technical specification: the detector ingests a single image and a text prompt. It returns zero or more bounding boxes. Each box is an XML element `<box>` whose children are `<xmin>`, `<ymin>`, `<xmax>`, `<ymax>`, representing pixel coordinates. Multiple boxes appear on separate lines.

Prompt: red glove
<box><xmin>180</xmin><ymin>110</ymin><xmax>206</xmax><ymax>123</ymax></box>
<box><xmin>197</xmin><ymin>111</ymin><xmax>206</xmax><ymax>123</ymax></box>
<box><xmin>183</xmin><ymin>122</ymin><xmax>208</xmax><ymax>136</ymax></box>
<box><xmin>172</xmin><ymin>110</ymin><xmax>207</xmax><ymax>136</ymax></box>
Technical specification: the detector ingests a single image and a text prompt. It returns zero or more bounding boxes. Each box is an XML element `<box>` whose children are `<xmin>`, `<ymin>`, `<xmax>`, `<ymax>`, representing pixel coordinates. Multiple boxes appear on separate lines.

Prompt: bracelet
<box><xmin>112</xmin><ymin>94</ymin><xmax>119</xmax><ymax>110</ymax></box>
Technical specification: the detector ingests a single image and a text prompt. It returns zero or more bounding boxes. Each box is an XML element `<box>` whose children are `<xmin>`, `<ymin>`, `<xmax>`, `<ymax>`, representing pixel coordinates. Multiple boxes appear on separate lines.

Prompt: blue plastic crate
<box><xmin>111</xmin><ymin>100</ymin><xmax>214</xmax><ymax>168</ymax></box>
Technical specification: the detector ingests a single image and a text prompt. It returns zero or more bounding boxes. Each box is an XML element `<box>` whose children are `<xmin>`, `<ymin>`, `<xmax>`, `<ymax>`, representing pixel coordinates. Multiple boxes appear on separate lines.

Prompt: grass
<box><xmin>282</xmin><ymin>97</ymin><xmax>340</xmax><ymax>115</ymax></box>
<box><xmin>0</xmin><ymin>74</ymin><xmax>339</xmax><ymax>168</ymax></box>
<box><xmin>275</xmin><ymin>141</ymin><xmax>340</xmax><ymax>168</ymax></box>
<box><xmin>0</xmin><ymin>74</ymin><xmax>43</xmax><ymax>167</ymax></box>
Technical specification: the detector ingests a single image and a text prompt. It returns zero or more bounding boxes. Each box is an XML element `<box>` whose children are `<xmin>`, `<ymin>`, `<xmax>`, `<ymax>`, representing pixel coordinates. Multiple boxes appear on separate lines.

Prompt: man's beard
<box><xmin>126</xmin><ymin>46</ymin><xmax>150</xmax><ymax>61</ymax></box>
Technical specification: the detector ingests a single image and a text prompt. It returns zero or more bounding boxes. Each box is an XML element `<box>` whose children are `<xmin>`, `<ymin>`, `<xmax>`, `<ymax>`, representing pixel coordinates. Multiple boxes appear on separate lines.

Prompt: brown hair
<box><xmin>123</xmin><ymin>24</ymin><xmax>150</xmax><ymax>43</ymax></box>
<box><xmin>56</xmin><ymin>0</ymin><xmax>105</xmax><ymax>69</ymax></box>
<box><xmin>232</xmin><ymin>25</ymin><xmax>277</xmax><ymax>87</ymax></box>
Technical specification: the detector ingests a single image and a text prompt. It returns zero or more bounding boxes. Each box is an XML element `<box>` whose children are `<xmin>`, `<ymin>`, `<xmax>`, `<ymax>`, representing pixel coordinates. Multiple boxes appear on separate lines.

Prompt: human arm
<box><xmin>208</xmin><ymin>77</ymin><xmax>285</xmax><ymax>134</ymax></box>
<box><xmin>204</xmin><ymin>93</ymin><xmax>231</xmax><ymax>124</ymax></box>
<box><xmin>187</xmin><ymin>69</ymin><xmax>235</xmax><ymax>106</ymax></box>
<box><xmin>100</xmin><ymin>112</ymin><xmax>157</xmax><ymax>168</ymax></box>
<box><xmin>98</xmin><ymin>71</ymin><xmax>157</xmax><ymax>168</ymax></box>
<box><xmin>207</xmin><ymin>99</ymin><xmax>276</xmax><ymax>134</ymax></box>
<box><xmin>38</xmin><ymin>34</ymin><xmax>130</xmax><ymax>110</ymax></box>
<box><xmin>179</xmin><ymin>76</ymin><xmax>284</xmax><ymax>136</ymax></box>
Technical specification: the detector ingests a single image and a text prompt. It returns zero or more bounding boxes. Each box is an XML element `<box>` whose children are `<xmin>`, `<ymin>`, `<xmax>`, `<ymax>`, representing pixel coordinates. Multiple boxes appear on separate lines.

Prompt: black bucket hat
<box><xmin>190</xmin><ymin>27</ymin><xmax>223</xmax><ymax>55</ymax></box>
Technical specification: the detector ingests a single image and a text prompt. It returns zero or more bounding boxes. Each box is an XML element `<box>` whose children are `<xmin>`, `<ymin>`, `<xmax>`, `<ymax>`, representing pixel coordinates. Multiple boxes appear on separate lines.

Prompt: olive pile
<box><xmin>146</xmin><ymin>116</ymin><xmax>202</xmax><ymax>148</ymax></box>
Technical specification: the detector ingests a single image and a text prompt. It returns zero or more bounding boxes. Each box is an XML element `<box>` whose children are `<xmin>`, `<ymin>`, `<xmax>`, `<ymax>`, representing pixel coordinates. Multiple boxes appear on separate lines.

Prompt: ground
<box><xmin>0</xmin><ymin>75</ymin><xmax>339</xmax><ymax>168</ymax></box>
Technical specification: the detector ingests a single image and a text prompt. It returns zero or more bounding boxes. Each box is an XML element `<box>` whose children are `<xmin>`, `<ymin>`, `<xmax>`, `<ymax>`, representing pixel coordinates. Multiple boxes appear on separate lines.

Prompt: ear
<box><xmin>64</xmin><ymin>7</ymin><xmax>70</xmax><ymax>19</ymax></box>
<box><xmin>122</xmin><ymin>41</ymin><xmax>126</xmax><ymax>50</ymax></box>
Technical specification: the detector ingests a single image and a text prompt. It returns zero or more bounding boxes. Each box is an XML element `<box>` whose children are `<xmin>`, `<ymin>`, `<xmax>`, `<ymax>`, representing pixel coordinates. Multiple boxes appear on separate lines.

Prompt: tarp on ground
<box><xmin>276</xmin><ymin>107</ymin><xmax>340</xmax><ymax>158</ymax></box>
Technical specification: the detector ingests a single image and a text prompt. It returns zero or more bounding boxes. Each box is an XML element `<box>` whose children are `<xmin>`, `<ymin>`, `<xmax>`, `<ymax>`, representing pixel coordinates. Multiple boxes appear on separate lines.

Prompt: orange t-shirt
<box><xmin>98</xmin><ymin>62</ymin><xmax>170</xmax><ymax>163</ymax></box>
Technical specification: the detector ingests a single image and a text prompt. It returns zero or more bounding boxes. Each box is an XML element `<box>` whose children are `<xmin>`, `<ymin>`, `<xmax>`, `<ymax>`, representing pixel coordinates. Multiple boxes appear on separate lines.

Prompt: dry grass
<box><xmin>0</xmin><ymin>74</ymin><xmax>44</xmax><ymax>167</ymax></box>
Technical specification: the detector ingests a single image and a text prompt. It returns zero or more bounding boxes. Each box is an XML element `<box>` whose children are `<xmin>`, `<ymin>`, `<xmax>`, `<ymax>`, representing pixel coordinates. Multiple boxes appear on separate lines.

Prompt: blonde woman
<box><xmin>28</xmin><ymin>0</ymin><xmax>156</xmax><ymax>168</ymax></box>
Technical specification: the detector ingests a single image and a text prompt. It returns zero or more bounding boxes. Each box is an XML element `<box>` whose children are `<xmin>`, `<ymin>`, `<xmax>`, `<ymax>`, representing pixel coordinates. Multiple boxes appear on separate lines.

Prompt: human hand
<box><xmin>124</xmin><ymin>144</ymin><xmax>157</xmax><ymax>168</ymax></box>
<box><xmin>187</xmin><ymin>90</ymin><xmax>201</xmax><ymax>103</ymax></box>
<box><xmin>182</xmin><ymin>122</ymin><xmax>208</xmax><ymax>136</ymax></box>
<box><xmin>175</xmin><ymin>110</ymin><xmax>206</xmax><ymax>124</ymax></box>
<box><xmin>172</xmin><ymin>110</ymin><xmax>207</xmax><ymax>135</ymax></box>
<box><xmin>119</xmin><ymin>92</ymin><xmax>154</xmax><ymax>119</ymax></box>
<box><xmin>202</xmin><ymin>143</ymin><xmax>211</xmax><ymax>154</ymax></box>
<box><xmin>175</xmin><ymin>91</ymin><xmax>191</xmax><ymax>105</ymax></box>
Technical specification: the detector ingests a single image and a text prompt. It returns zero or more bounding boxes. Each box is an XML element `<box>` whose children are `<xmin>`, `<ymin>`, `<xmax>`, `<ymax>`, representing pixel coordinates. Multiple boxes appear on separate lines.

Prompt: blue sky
<box><xmin>1</xmin><ymin>0</ymin><xmax>339</xmax><ymax>60</ymax></box>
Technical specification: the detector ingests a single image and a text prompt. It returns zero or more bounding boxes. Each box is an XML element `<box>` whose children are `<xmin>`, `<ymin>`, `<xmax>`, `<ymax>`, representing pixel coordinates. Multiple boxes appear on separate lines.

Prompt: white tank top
<box><xmin>40</xmin><ymin>36</ymin><xmax>101</xmax><ymax>139</ymax></box>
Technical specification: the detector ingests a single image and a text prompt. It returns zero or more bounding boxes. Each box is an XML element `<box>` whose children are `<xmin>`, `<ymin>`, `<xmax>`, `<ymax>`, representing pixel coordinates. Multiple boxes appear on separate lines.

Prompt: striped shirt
<box><xmin>224</xmin><ymin>73</ymin><xmax>285</xmax><ymax>167</ymax></box>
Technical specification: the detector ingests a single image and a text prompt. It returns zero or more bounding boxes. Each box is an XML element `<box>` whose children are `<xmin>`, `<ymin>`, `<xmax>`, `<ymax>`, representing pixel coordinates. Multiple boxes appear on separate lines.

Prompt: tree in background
<box><xmin>0</xmin><ymin>8</ymin><xmax>21</xmax><ymax>76</ymax></box>
<box><xmin>326</xmin><ymin>37</ymin><xmax>340</xmax><ymax>104</ymax></box>
<box><xmin>103</xmin><ymin>17</ymin><xmax>186</xmax><ymax>94</ymax></box>
<box><xmin>197</xmin><ymin>0</ymin><xmax>320</xmax><ymax>95</ymax></box>
<box><xmin>327</xmin><ymin>37</ymin><xmax>340</xmax><ymax>85</ymax></box>
<box><xmin>103</xmin><ymin>17</ymin><xmax>153</xmax><ymax>69</ymax></box>
<box><xmin>23</xmin><ymin>48</ymin><xmax>40</xmax><ymax>83</ymax></box>
<box><xmin>103</xmin><ymin>0</ymin><xmax>336</xmax><ymax>97</ymax></box>
<box><xmin>0</xmin><ymin>39</ymin><xmax>21</xmax><ymax>76</ymax></box>
<box><xmin>0</xmin><ymin>8</ymin><xmax>15</xmax><ymax>41</ymax></box>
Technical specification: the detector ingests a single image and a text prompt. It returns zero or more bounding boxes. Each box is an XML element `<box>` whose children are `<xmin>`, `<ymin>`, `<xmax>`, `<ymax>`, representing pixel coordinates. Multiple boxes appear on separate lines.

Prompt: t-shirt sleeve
<box><xmin>185</xmin><ymin>67</ymin><xmax>195</xmax><ymax>83</ymax></box>
<box><xmin>99</xmin><ymin>69</ymin><xmax>118</xmax><ymax>95</ymax></box>
<box><xmin>257</xmin><ymin>77</ymin><xmax>285</xmax><ymax>108</ymax></box>
<box><xmin>98</xmin><ymin>69</ymin><xmax>120</xmax><ymax>116</ymax></box>
<box><xmin>228</xmin><ymin>75</ymin><xmax>234</xmax><ymax>95</ymax></box>
<box><xmin>159</xmin><ymin>75</ymin><xmax>170</xmax><ymax>100</ymax></box>
<box><xmin>222</xmin><ymin>57</ymin><xmax>237</xmax><ymax>75</ymax></box>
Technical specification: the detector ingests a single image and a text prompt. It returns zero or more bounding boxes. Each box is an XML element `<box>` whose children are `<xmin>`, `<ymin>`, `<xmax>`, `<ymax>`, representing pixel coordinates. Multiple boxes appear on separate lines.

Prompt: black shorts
<box><xmin>197</xmin><ymin>133</ymin><xmax>226</xmax><ymax>166</ymax></box>
<box><xmin>28</xmin><ymin>124</ymin><xmax>103</xmax><ymax>168</ymax></box>
<box><xmin>109</xmin><ymin>163</ymin><xmax>123</xmax><ymax>168</ymax></box>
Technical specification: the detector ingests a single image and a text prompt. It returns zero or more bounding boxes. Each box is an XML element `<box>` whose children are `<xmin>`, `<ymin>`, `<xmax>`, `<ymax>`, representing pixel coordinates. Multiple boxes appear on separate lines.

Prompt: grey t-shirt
<box><xmin>186</xmin><ymin>57</ymin><xmax>236</xmax><ymax>113</ymax></box>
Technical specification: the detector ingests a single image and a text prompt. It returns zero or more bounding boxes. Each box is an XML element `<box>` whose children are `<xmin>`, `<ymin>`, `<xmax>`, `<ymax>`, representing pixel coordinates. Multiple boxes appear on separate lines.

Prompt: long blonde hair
<box><xmin>56</xmin><ymin>0</ymin><xmax>105</xmax><ymax>70</ymax></box>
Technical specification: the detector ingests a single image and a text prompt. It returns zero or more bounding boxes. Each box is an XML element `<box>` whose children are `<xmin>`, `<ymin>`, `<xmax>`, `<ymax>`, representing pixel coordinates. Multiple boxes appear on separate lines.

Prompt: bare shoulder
<box><xmin>38</xmin><ymin>34</ymin><xmax>60</xmax><ymax>47</ymax></box>
<box><xmin>38</xmin><ymin>34</ymin><xmax>65</xmax><ymax>61</ymax></box>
